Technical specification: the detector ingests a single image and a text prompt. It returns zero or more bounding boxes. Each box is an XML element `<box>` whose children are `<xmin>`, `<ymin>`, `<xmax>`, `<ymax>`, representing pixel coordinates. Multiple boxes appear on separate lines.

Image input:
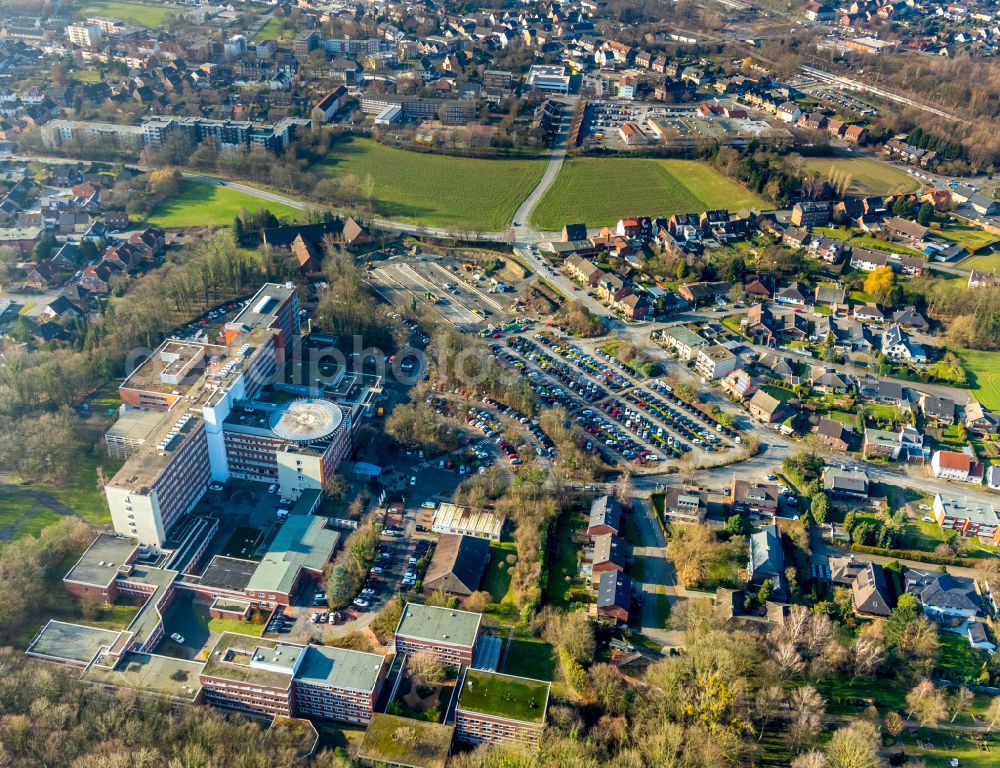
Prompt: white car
<box><xmin>923</xmin><ymin>516</ymin><xmax>934</xmax><ymax>523</ymax></box>
<box><xmin>170</xmin><ymin>633</ymin><xmax>185</xmax><ymax>644</ymax></box>
<box><xmin>353</xmin><ymin>598</ymin><xmax>370</xmax><ymax>609</ymax></box>
<box><xmin>918</xmin><ymin>504</ymin><xmax>931</xmax><ymax>511</ymax></box>
<box><xmin>421</xmin><ymin>501</ymin><xmax>437</xmax><ymax>509</ymax></box>
<box><xmin>362</xmin><ymin>588</ymin><xmax>377</xmax><ymax>596</ymax></box>
<box><xmin>409</xmin><ymin>476</ymin><xmax>417</xmax><ymax>486</ymax></box>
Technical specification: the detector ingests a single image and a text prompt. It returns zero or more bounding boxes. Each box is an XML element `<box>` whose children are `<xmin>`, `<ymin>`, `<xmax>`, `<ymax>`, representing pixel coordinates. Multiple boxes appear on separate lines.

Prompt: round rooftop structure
<box><xmin>269</xmin><ymin>398</ymin><xmax>343</xmax><ymax>443</ymax></box>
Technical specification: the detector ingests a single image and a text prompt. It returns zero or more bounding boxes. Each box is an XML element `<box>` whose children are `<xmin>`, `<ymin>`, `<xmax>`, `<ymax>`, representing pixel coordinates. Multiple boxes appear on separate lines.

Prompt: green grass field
<box><xmin>316</xmin><ymin>138</ymin><xmax>545</xmax><ymax>231</ymax></box>
<box><xmin>847</xmin><ymin>235</ymin><xmax>924</xmax><ymax>257</ymax></box>
<box><xmin>147</xmin><ymin>181</ymin><xmax>304</xmax><ymax>228</ymax></box>
<box><xmin>482</xmin><ymin>541</ymin><xmax>516</xmax><ymax>604</ymax></box>
<box><xmin>501</xmin><ymin>635</ymin><xmax>556</xmax><ymax>681</ymax></box>
<box><xmin>935</xmin><ymin>222</ymin><xmax>999</xmax><ymax>253</ymax></box>
<box><xmin>530</xmin><ymin>157</ymin><xmax>767</xmax><ymax>230</ymax></box>
<box><xmin>0</xmin><ymin>494</ymin><xmax>63</xmax><ymax>545</ymax></box>
<box><xmin>253</xmin><ymin>17</ymin><xmax>289</xmax><ymax>42</ymax></box>
<box><xmin>957</xmin><ymin>348</ymin><xmax>1000</xmax><ymax>411</ymax></box>
<box><xmin>797</xmin><ymin>156</ymin><xmax>919</xmax><ymax>196</ymax></box>
<box><xmin>78</xmin><ymin>2</ymin><xmax>178</xmax><ymax>27</ymax></box>
<box><xmin>543</xmin><ymin>511</ymin><xmax>586</xmax><ymax>609</ymax></box>
<box><xmin>958</xmin><ymin>251</ymin><xmax>1000</xmax><ymax>272</ymax></box>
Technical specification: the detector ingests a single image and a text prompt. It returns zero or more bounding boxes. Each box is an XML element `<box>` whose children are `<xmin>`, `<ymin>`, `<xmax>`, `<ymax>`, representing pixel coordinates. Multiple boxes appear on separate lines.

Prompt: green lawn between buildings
<box><xmin>147</xmin><ymin>181</ymin><xmax>304</xmax><ymax>228</ymax></box>
<box><xmin>530</xmin><ymin>157</ymin><xmax>767</xmax><ymax>230</ymax></box>
<box><xmin>78</xmin><ymin>2</ymin><xmax>179</xmax><ymax>27</ymax></box>
<box><xmin>935</xmin><ymin>221</ymin><xmax>999</xmax><ymax>252</ymax></box>
<box><xmin>315</xmin><ymin>137</ymin><xmax>546</xmax><ymax>231</ymax></box>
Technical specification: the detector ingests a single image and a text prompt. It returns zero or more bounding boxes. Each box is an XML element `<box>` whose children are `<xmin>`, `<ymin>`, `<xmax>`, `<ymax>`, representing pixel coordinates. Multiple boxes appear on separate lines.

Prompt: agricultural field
<box><xmin>315</xmin><ymin>138</ymin><xmax>546</xmax><ymax>231</ymax></box>
<box><xmin>530</xmin><ymin>158</ymin><xmax>767</xmax><ymax>230</ymax></box>
<box><xmin>78</xmin><ymin>2</ymin><xmax>179</xmax><ymax>27</ymax></box>
<box><xmin>147</xmin><ymin>181</ymin><xmax>304</xmax><ymax>228</ymax></box>
<box><xmin>796</xmin><ymin>156</ymin><xmax>919</xmax><ymax>196</ymax></box>
<box><xmin>957</xmin><ymin>348</ymin><xmax>1000</xmax><ymax>411</ymax></box>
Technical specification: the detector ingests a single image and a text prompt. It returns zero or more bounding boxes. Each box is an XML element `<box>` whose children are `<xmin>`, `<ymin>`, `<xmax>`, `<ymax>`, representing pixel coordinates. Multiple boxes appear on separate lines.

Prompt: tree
<box><xmin>986</xmin><ymin>696</ymin><xmax>1000</xmax><ymax>731</ymax></box>
<box><xmin>668</xmin><ymin>524</ymin><xmax>716</xmax><ymax>588</ymax></box>
<box><xmin>824</xmin><ymin>721</ymin><xmax>882</xmax><ymax>768</ymax></box>
<box><xmin>757</xmin><ymin>578</ymin><xmax>774</xmax><ymax>605</ymax></box>
<box><xmin>810</xmin><ymin>492</ymin><xmax>828</xmax><ymax>525</ymax></box>
<box><xmin>408</xmin><ymin>650</ymin><xmax>446</xmax><ymax>684</ymax></box>
<box><xmin>950</xmin><ymin>686</ymin><xmax>974</xmax><ymax>723</ymax></box>
<box><xmin>883</xmin><ymin>710</ymin><xmax>904</xmax><ymax>739</ymax></box>
<box><xmin>864</xmin><ymin>266</ymin><xmax>894</xmax><ymax>299</ymax></box>
<box><xmin>725</xmin><ymin>513</ymin><xmax>750</xmax><ymax>536</ymax></box>
<box><xmin>906</xmin><ymin>679</ymin><xmax>947</xmax><ymax>727</ymax></box>
<box><xmin>916</xmin><ymin>201</ymin><xmax>934</xmax><ymax>226</ymax></box>
<box><xmin>325</xmin><ymin>563</ymin><xmax>355</xmax><ymax>609</ymax></box>
<box><xmin>792</xmin><ymin>752</ymin><xmax>830</xmax><ymax>768</ymax></box>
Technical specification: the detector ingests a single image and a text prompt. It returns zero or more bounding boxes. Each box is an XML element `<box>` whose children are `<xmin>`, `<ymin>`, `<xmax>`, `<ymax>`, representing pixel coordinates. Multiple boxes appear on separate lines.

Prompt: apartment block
<box><xmin>934</xmin><ymin>492</ymin><xmax>1000</xmax><ymax>544</ymax></box>
<box><xmin>393</xmin><ymin>603</ymin><xmax>482</xmax><ymax>666</ymax></box>
<box><xmin>455</xmin><ymin>669</ymin><xmax>549</xmax><ymax>747</ymax></box>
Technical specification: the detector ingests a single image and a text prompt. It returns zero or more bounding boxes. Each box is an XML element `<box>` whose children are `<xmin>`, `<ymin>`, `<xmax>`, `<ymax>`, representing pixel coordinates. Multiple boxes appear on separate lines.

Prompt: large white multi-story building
<box><xmin>66</xmin><ymin>23</ymin><xmax>103</xmax><ymax>48</ymax></box>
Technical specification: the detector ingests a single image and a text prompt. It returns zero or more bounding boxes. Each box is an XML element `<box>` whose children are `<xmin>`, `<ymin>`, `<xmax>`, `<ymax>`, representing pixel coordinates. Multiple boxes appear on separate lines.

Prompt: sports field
<box><xmin>316</xmin><ymin>138</ymin><xmax>546</xmax><ymax>231</ymax></box>
<box><xmin>797</xmin><ymin>156</ymin><xmax>918</xmax><ymax>196</ymax></box>
<box><xmin>147</xmin><ymin>181</ymin><xmax>303</xmax><ymax>228</ymax></box>
<box><xmin>529</xmin><ymin>157</ymin><xmax>767</xmax><ymax>230</ymax></box>
<box><xmin>79</xmin><ymin>2</ymin><xmax>178</xmax><ymax>27</ymax></box>
<box><xmin>957</xmin><ymin>348</ymin><xmax>1000</xmax><ymax>411</ymax></box>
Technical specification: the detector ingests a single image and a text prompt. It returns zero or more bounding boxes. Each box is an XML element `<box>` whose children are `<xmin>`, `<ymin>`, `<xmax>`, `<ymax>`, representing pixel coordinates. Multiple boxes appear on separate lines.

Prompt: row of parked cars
<box><xmin>478</xmin><ymin>395</ymin><xmax>557</xmax><ymax>458</ymax></box>
<box><xmin>505</xmin><ymin>338</ymin><xmax>610</xmax><ymax>404</ymax></box>
<box><xmin>648</xmin><ymin>380</ymin><xmax>738</xmax><ymax>441</ymax></box>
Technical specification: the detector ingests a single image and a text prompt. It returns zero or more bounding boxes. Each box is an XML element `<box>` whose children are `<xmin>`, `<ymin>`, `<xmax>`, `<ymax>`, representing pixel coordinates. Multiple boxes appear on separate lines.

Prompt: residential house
<box><xmin>968</xmin><ymin>270</ymin><xmax>997</xmax><ymax>290</ymax></box>
<box><xmin>964</xmin><ymin>402</ymin><xmax>998</xmax><ymax>436</ymax></box>
<box><xmin>890</xmin><ymin>306</ymin><xmax>929</xmax><ymax>331</ymax></box>
<box><xmin>729</xmin><ymin>478</ymin><xmax>780</xmax><ymax>516</ymax></box>
<box><xmin>561</xmin><ymin>223</ymin><xmax>588</xmax><ymax>241</ymax></box>
<box><xmin>814</xmin><ymin>284</ymin><xmax>846</xmax><ymax>310</ymax></box>
<box><xmin>822</xmin><ymin>466</ymin><xmax>869</xmax><ymax>499</ymax></box>
<box><xmin>677</xmin><ymin>281</ymin><xmax>731</xmax><ymax>305</ymax></box>
<box><xmin>782</xmin><ymin>226</ymin><xmax>811</xmax><ymax>248</ymax></box>
<box><xmin>886</xmin><ymin>216</ymin><xmax>929</xmax><ymax>242</ymax></box>
<box><xmin>746</xmin><ymin>389</ymin><xmax>786</xmax><ymax>424</ymax></box>
<box><xmin>881</xmin><ymin>324</ymin><xmax>926</xmax><ymax>364</ymax></box>
<box><xmin>721</xmin><ymin>369</ymin><xmax>756</xmax><ymax>401</ymax></box>
<box><xmin>850</xmin><ymin>247</ymin><xmax>891</xmax><ymax>272</ymax></box>
<box><xmin>595</xmin><ymin>570</ymin><xmax>631</xmax><ymax>624</ymax></box>
<box><xmin>775</xmin><ymin>281</ymin><xmax>809</xmax><ymax>306</ymax></box>
<box><xmin>933</xmin><ymin>492</ymin><xmax>1000</xmax><ymax>544</ymax></box>
<box><xmin>789</xmin><ymin>201</ymin><xmax>830</xmax><ymax>228</ymax></box>
<box><xmin>588</xmin><ymin>496</ymin><xmax>622</xmax><ymax>537</ymax></box>
<box><xmin>656</xmin><ymin>326</ymin><xmax>707</xmax><ymax>360</ymax></box>
<box><xmin>747</xmin><ymin>523</ymin><xmax>785</xmax><ymax>600</ymax></box>
<box><xmin>853</xmin><ymin>305</ymin><xmax>885</xmax><ymax>324</ymax></box>
<box><xmin>903</xmin><ymin>568</ymin><xmax>982</xmax><ymax>621</ymax></box>
<box><xmin>863</xmin><ymin>427</ymin><xmax>903</xmax><ymax>459</ymax></box>
<box><xmin>931</xmin><ymin>450</ymin><xmax>981</xmax><ymax>483</ymax></box>
<box><xmin>852</xmin><ymin>563</ymin><xmax>895</xmax><ymax>617</ymax></box>
<box><xmin>815</xmin><ymin>417</ymin><xmax>854</xmax><ymax>452</ymax></box>
<box><xmin>921</xmin><ymin>395</ymin><xmax>956</xmax><ymax>424</ymax></box>
<box><xmin>659</xmin><ymin>487</ymin><xmax>708</xmax><ymax>524</ymax></box>
<box><xmin>590</xmin><ymin>534</ymin><xmax>628</xmax><ymax>577</ymax></box>
<box><xmin>810</xmin><ymin>368</ymin><xmax>853</xmax><ymax>394</ymax></box>
<box><xmin>967</xmin><ymin>622</ymin><xmax>996</xmax><ymax>653</ymax></box>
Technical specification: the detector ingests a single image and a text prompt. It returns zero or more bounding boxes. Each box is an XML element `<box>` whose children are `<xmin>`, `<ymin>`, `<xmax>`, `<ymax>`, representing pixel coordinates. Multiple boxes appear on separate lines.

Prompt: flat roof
<box><xmin>245</xmin><ymin>516</ymin><xmax>340</xmax><ymax>596</ymax></box>
<box><xmin>296</xmin><ymin>645</ymin><xmax>385</xmax><ymax>693</ymax></box>
<box><xmin>64</xmin><ymin>533</ymin><xmax>138</xmax><ymax>588</ymax></box>
<box><xmin>395</xmin><ymin>603</ymin><xmax>481</xmax><ymax>649</ymax></box>
<box><xmin>432</xmin><ymin>503</ymin><xmax>505</xmax><ymax>539</ymax></box>
<box><xmin>270</xmin><ymin>398</ymin><xmax>344</xmax><ymax>443</ymax></box>
<box><xmin>83</xmin><ymin>652</ymin><xmax>202</xmax><ymax>700</ymax></box>
<box><xmin>27</xmin><ymin>620</ymin><xmax>120</xmax><ymax>666</ymax></box>
<box><xmin>357</xmin><ymin>714</ymin><xmax>453</xmax><ymax>768</ymax></box>
<box><xmin>226</xmin><ymin>282</ymin><xmax>294</xmax><ymax>335</ymax></box>
<box><xmin>458</xmin><ymin>669</ymin><xmax>550</xmax><ymax>724</ymax></box>
<box><xmin>195</xmin><ymin>556</ymin><xmax>258</xmax><ymax>592</ymax></box>
<box><xmin>105</xmin><ymin>408</ymin><xmax>167</xmax><ymax>443</ymax></box>
<box><xmin>201</xmin><ymin>632</ymin><xmax>302</xmax><ymax>690</ymax></box>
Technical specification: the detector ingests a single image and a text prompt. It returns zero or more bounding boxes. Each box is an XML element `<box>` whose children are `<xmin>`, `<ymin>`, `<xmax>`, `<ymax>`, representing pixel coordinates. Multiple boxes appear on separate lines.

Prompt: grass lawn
<box><xmin>482</xmin><ymin>542</ymin><xmax>516</xmax><ymax>604</ymax></box>
<box><xmin>812</xmin><ymin>226</ymin><xmax>853</xmax><ymax>241</ymax></box>
<box><xmin>817</xmin><ymin>675</ymin><xmax>908</xmax><ymax>716</ymax></box>
<box><xmin>935</xmin><ymin>221</ymin><xmax>999</xmax><ymax>253</ymax></box>
<box><xmin>253</xmin><ymin>16</ymin><xmax>289</xmax><ymax>42</ymax></box>
<box><xmin>18</xmin><ymin>301</ymin><xmax>36</xmax><ymax>315</ymax></box>
<box><xmin>899</xmin><ymin>729</ymin><xmax>999</xmax><ymax>768</ymax></box>
<box><xmin>543</xmin><ymin>510</ymin><xmax>585</xmax><ymax>608</ymax></box>
<box><xmin>936</xmin><ymin>629</ymin><xmax>990</xmax><ymax>684</ymax></box>
<box><xmin>459</xmin><ymin>669</ymin><xmax>549</xmax><ymax>721</ymax></box>
<box><xmin>78</xmin><ymin>2</ymin><xmax>179</xmax><ymax>27</ymax></box>
<box><xmin>761</xmin><ymin>385</ymin><xmax>796</xmax><ymax>403</ymax></box>
<box><xmin>48</xmin><ymin>453</ymin><xmax>121</xmax><ymax>525</ymax></box>
<box><xmin>847</xmin><ymin>235</ymin><xmax>924</xmax><ymax>258</ymax></box>
<box><xmin>958</xmin><ymin>251</ymin><xmax>1000</xmax><ymax>273</ymax></box>
<box><xmin>315</xmin><ymin>137</ymin><xmax>545</xmax><ymax>231</ymax></box>
<box><xmin>147</xmin><ymin>180</ymin><xmax>304</xmax><ymax>229</ymax></box>
<box><xmin>501</xmin><ymin>635</ymin><xmax>556</xmax><ymax>681</ymax></box>
<box><xmin>530</xmin><ymin>157</ymin><xmax>767</xmax><ymax>230</ymax></box>
<box><xmin>797</xmin><ymin>156</ymin><xmax>919</xmax><ymax>196</ymax></box>
<box><xmin>0</xmin><ymin>494</ymin><xmax>62</xmax><ymax>545</ymax></box>
<box><xmin>196</xmin><ymin>605</ymin><xmax>266</xmax><ymax>638</ymax></box>
<box><xmin>722</xmin><ymin>313</ymin><xmax>746</xmax><ymax>336</ymax></box>
<box><xmin>903</xmin><ymin>518</ymin><xmax>946</xmax><ymax>553</ymax></box>
<box><xmin>68</xmin><ymin>68</ymin><xmax>102</xmax><ymax>84</ymax></box>
<box><xmin>956</xmin><ymin>348</ymin><xmax>1000</xmax><ymax>412</ymax></box>
<box><xmin>867</xmin><ymin>403</ymin><xmax>903</xmax><ymax>423</ymax></box>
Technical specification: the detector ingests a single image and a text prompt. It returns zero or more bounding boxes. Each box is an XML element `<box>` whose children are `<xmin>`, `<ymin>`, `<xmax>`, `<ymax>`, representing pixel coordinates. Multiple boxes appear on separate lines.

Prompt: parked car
<box><xmin>170</xmin><ymin>633</ymin><xmax>185</xmax><ymax>644</ymax></box>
